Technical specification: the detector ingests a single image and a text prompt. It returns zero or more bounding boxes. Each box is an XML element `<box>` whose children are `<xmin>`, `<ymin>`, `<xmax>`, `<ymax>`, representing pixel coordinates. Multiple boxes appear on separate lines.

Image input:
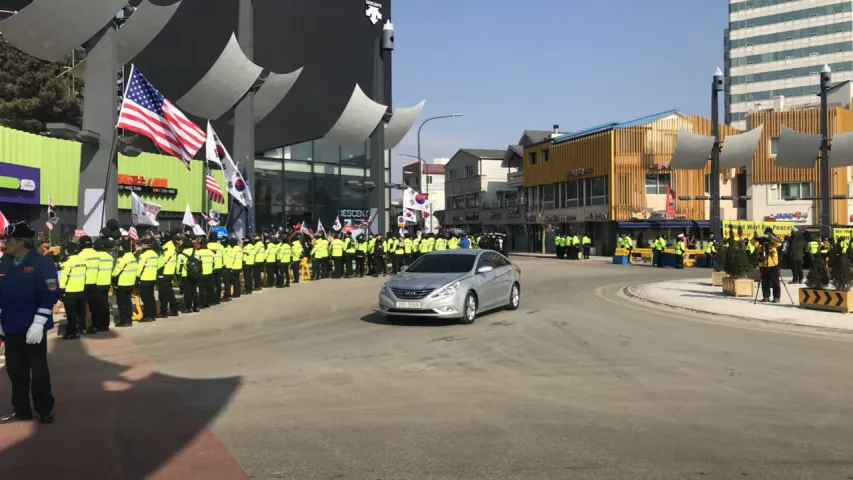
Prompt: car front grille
<box><xmin>391</xmin><ymin>288</ymin><xmax>433</xmax><ymax>300</ymax></box>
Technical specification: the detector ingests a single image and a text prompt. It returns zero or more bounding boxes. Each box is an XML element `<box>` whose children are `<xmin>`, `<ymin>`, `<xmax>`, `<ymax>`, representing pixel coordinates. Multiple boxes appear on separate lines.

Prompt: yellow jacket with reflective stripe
<box><xmin>209</xmin><ymin>242</ymin><xmax>224</xmax><ymax>269</ymax></box>
<box><xmin>138</xmin><ymin>249</ymin><xmax>160</xmax><ymax>281</ymax></box>
<box><xmin>79</xmin><ymin>248</ymin><xmax>100</xmax><ymax>285</ymax></box>
<box><xmin>59</xmin><ymin>254</ymin><xmax>87</xmax><ymax>293</ymax></box>
<box><xmin>113</xmin><ymin>252</ymin><xmax>139</xmax><ymax>287</ymax></box>
<box><xmin>254</xmin><ymin>241</ymin><xmax>265</xmax><ymax>263</ymax></box>
<box><xmin>265</xmin><ymin>243</ymin><xmax>279</xmax><ymax>263</ymax></box>
<box><xmin>277</xmin><ymin>242</ymin><xmax>293</xmax><ymax>263</ymax></box>
<box><xmin>243</xmin><ymin>243</ymin><xmax>255</xmax><ymax>265</ymax></box>
<box><xmin>96</xmin><ymin>251</ymin><xmax>114</xmax><ymax>286</ymax></box>
<box><xmin>231</xmin><ymin>245</ymin><xmax>243</xmax><ymax>270</ymax></box>
<box><xmin>197</xmin><ymin>248</ymin><xmax>214</xmax><ymax>275</ymax></box>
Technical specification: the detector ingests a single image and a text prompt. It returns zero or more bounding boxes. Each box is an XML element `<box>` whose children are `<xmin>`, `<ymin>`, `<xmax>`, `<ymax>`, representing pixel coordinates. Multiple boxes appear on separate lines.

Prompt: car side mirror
<box><xmin>400</xmin><ymin>265</ymin><xmax>408</xmax><ymax>272</ymax></box>
<box><xmin>476</xmin><ymin>266</ymin><xmax>494</xmax><ymax>274</ymax></box>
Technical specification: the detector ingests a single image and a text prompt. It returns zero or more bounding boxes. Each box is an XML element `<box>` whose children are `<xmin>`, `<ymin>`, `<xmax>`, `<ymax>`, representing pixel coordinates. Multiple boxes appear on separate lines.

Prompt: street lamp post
<box><xmin>416</xmin><ymin>114</ymin><xmax>462</xmax><ymax>230</ymax></box>
<box><xmin>819</xmin><ymin>64</ymin><xmax>832</xmax><ymax>238</ymax></box>
<box><xmin>710</xmin><ymin>67</ymin><xmax>724</xmax><ymax>241</ymax></box>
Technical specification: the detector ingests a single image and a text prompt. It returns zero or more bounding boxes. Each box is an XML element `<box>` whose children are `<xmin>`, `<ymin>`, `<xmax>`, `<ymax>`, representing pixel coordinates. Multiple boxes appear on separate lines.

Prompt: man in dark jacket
<box><xmin>788</xmin><ymin>229</ymin><xmax>806</xmax><ymax>284</ymax></box>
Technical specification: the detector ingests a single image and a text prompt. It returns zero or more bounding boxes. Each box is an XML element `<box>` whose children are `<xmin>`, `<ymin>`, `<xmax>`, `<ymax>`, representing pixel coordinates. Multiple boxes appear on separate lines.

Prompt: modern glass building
<box><xmin>726</xmin><ymin>0</ymin><xmax>853</xmax><ymax>129</ymax></box>
<box><xmin>255</xmin><ymin>138</ymin><xmax>391</xmax><ymax>231</ymax></box>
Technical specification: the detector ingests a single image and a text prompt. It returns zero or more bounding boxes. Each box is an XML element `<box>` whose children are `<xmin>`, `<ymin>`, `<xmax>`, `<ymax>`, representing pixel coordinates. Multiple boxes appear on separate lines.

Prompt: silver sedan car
<box><xmin>378</xmin><ymin>250</ymin><xmax>521</xmax><ymax>324</ymax></box>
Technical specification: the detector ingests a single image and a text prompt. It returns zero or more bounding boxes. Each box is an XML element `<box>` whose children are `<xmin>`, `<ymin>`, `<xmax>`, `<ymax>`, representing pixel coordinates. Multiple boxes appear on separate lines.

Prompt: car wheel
<box><xmin>506</xmin><ymin>283</ymin><xmax>520</xmax><ymax>310</ymax></box>
<box><xmin>459</xmin><ymin>292</ymin><xmax>477</xmax><ymax>325</ymax></box>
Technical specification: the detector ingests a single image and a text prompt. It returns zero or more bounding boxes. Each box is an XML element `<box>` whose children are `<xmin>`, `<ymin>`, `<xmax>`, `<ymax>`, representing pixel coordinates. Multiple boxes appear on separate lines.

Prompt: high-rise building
<box><xmin>725</xmin><ymin>0</ymin><xmax>853</xmax><ymax>129</ymax></box>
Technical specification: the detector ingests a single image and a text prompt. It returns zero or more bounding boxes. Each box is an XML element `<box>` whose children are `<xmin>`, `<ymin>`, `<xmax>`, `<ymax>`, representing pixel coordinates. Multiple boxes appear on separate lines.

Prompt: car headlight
<box><xmin>430</xmin><ymin>281</ymin><xmax>460</xmax><ymax>299</ymax></box>
<box><xmin>380</xmin><ymin>283</ymin><xmax>389</xmax><ymax>295</ymax></box>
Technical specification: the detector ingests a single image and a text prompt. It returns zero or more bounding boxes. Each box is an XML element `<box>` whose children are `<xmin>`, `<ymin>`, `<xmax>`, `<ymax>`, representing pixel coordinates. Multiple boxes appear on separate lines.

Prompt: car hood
<box><xmin>387</xmin><ymin>272</ymin><xmax>467</xmax><ymax>290</ymax></box>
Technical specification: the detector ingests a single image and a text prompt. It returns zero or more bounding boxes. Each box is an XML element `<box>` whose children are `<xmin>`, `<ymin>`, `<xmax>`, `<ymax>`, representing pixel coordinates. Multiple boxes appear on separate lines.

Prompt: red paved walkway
<box><xmin>0</xmin><ymin>331</ymin><xmax>246</xmax><ymax>480</ymax></box>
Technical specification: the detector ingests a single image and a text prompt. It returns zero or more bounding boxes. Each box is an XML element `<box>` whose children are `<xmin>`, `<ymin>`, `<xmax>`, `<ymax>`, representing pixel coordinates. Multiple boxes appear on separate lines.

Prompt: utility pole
<box><xmin>819</xmin><ymin>64</ymin><xmax>832</xmax><ymax>238</ymax></box>
<box><xmin>710</xmin><ymin>67</ymin><xmax>724</xmax><ymax>241</ymax></box>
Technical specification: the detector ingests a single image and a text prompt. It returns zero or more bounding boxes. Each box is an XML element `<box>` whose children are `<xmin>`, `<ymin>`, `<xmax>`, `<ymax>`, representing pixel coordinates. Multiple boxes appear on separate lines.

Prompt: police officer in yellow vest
<box><xmin>355</xmin><ymin>233</ymin><xmax>368</xmax><ymax>277</ymax></box>
<box><xmin>158</xmin><ymin>233</ymin><xmax>179</xmax><ymax>317</ymax></box>
<box><xmin>112</xmin><ymin>238</ymin><xmax>139</xmax><ymax>327</ymax></box>
<box><xmin>228</xmin><ymin>237</ymin><xmax>243</xmax><ymax>298</ymax></box>
<box><xmin>807</xmin><ymin>235</ymin><xmax>820</xmax><ymax>270</ymax></box>
<box><xmin>372</xmin><ymin>233</ymin><xmax>386</xmax><ymax>277</ymax></box>
<box><xmin>253</xmin><ymin>234</ymin><xmax>265</xmax><ymax>288</ymax></box>
<box><xmin>403</xmin><ymin>233</ymin><xmax>413</xmax><ymax>264</ymax></box>
<box><xmin>311</xmin><ymin>233</ymin><xmax>329</xmax><ymax>280</ymax></box>
<box><xmin>178</xmin><ymin>236</ymin><xmax>200</xmax><ymax>312</ymax></box>
<box><xmin>555</xmin><ymin>234</ymin><xmax>564</xmax><ymax>259</ymax></box>
<box><xmin>344</xmin><ymin>232</ymin><xmax>357</xmax><ymax>277</ymax></box>
<box><xmin>674</xmin><ymin>233</ymin><xmax>686</xmax><ymax>269</ymax></box>
<box><xmin>77</xmin><ymin>236</ymin><xmax>101</xmax><ymax>335</ymax></box>
<box><xmin>582</xmin><ymin>234</ymin><xmax>592</xmax><ymax>259</ymax></box>
<box><xmin>329</xmin><ymin>232</ymin><xmax>345</xmax><ymax>278</ymax></box>
<box><xmin>265</xmin><ymin>236</ymin><xmax>280</xmax><ymax>287</ymax></box>
<box><xmin>58</xmin><ymin>243</ymin><xmax>87</xmax><ymax>339</ymax></box>
<box><xmin>366</xmin><ymin>234</ymin><xmax>377</xmax><ymax>275</ymax></box>
<box><xmin>754</xmin><ymin>228</ymin><xmax>782</xmax><ymax>303</ymax></box>
<box><xmin>221</xmin><ymin>238</ymin><xmax>234</xmax><ymax>301</ymax></box>
<box><xmin>392</xmin><ymin>233</ymin><xmax>406</xmax><ymax>274</ymax></box>
<box><xmin>277</xmin><ymin>234</ymin><xmax>293</xmax><ymax>287</ymax></box>
<box><xmin>704</xmin><ymin>235</ymin><xmax>717</xmax><ymax>268</ymax></box>
<box><xmin>197</xmin><ymin>237</ymin><xmax>215</xmax><ymax>308</ymax></box>
<box><xmin>208</xmin><ymin>233</ymin><xmax>224</xmax><ymax>305</ymax></box>
<box><xmin>93</xmin><ymin>238</ymin><xmax>114</xmax><ymax>332</ymax></box>
<box><xmin>291</xmin><ymin>235</ymin><xmax>304</xmax><ymax>284</ymax></box>
<box><xmin>137</xmin><ymin>238</ymin><xmax>160</xmax><ymax>322</ymax></box>
<box><xmin>652</xmin><ymin>234</ymin><xmax>665</xmax><ymax>268</ymax></box>
<box><xmin>242</xmin><ymin>236</ymin><xmax>255</xmax><ymax>294</ymax></box>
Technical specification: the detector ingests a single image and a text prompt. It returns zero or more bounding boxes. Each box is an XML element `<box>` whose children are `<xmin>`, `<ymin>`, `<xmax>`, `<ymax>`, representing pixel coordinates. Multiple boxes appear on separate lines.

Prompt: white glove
<box><xmin>26</xmin><ymin>315</ymin><xmax>47</xmax><ymax>345</ymax></box>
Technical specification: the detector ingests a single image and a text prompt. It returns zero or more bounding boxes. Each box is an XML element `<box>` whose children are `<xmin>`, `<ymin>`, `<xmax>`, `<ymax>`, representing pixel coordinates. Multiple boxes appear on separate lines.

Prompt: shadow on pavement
<box><xmin>360</xmin><ymin>309</ymin><xmax>505</xmax><ymax>327</ymax></box>
<box><xmin>0</xmin><ymin>330</ymin><xmax>245</xmax><ymax>480</ymax></box>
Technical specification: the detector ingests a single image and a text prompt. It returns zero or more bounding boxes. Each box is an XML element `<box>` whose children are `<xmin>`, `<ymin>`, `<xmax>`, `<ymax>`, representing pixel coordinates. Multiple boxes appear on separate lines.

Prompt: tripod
<box><xmin>753</xmin><ymin>266</ymin><xmax>795</xmax><ymax>305</ymax></box>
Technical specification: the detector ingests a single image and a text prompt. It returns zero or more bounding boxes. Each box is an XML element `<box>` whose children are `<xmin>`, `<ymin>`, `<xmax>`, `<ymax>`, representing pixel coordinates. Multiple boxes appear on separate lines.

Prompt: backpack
<box><xmin>184</xmin><ymin>251</ymin><xmax>202</xmax><ymax>279</ymax></box>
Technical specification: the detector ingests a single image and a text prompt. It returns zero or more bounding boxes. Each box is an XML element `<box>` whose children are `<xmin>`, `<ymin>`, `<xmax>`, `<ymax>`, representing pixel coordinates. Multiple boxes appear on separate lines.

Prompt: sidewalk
<box><xmin>626</xmin><ymin>278</ymin><xmax>853</xmax><ymax>332</ymax></box>
<box><xmin>0</xmin><ymin>332</ymin><xmax>247</xmax><ymax>479</ymax></box>
<box><xmin>509</xmin><ymin>251</ymin><xmax>611</xmax><ymax>263</ymax></box>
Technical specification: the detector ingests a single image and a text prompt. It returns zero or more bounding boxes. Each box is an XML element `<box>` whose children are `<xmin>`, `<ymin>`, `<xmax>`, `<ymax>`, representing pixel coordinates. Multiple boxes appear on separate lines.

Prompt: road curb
<box><xmin>622</xmin><ymin>283</ymin><xmax>853</xmax><ymax>334</ymax></box>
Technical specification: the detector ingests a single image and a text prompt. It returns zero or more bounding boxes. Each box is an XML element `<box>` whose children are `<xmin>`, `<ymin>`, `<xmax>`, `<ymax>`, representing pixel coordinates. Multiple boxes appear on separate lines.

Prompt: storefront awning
<box><xmin>618</xmin><ymin>221</ymin><xmax>705</xmax><ymax>229</ymax></box>
<box><xmin>617</xmin><ymin>222</ymin><xmax>651</xmax><ymax>228</ymax></box>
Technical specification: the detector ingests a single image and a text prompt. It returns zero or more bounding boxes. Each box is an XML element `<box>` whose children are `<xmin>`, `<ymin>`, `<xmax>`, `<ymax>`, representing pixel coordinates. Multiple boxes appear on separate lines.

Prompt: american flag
<box><xmin>128</xmin><ymin>226</ymin><xmax>139</xmax><ymax>241</ymax></box>
<box><xmin>116</xmin><ymin>66</ymin><xmax>205</xmax><ymax>168</ymax></box>
<box><xmin>205</xmin><ymin>162</ymin><xmax>224</xmax><ymax>203</ymax></box>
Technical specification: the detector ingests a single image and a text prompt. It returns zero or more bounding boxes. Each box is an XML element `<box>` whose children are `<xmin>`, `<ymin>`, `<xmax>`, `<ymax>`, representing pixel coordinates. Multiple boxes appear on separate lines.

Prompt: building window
<box><xmin>452</xmin><ymin>195</ymin><xmax>466</xmax><ymax>209</ymax></box>
<box><xmin>645</xmin><ymin>173</ymin><xmax>671</xmax><ymax>195</ymax></box>
<box><xmin>465</xmin><ymin>193</ymin><xmax>480</xmax><ymax>208</ymax></box>
<box><xmin>770</xmin><ymin>136</ymin><xmax>779</xmax><ymax>155</ymax></box>
<box><xmin>447</xmin><ymin>169</ymin><xmax>457</xmax><ymax>181</ymax></box>
<box><xmin>542</xmin><ymin>149</ymin><xmax>550</xmax><ymax>163</ymax></box>
<box><xmin>780</xmin><ymin>182</ymin><xmax>813</xmax><ymax>199</ymax></box>
<box><xmin>529</xmin><ymin>151</ymin><xmax>537</xmax><ymax>165</ymax></box>
<box><xmin>426</xmin><ymin>175</ymin><xmax>433</xmax><ymax>185</ymax></box>
<box><xmin>584</xmin><ymin>176</ymin><xmax>608</xmax><ymax>206</ymax></box>
<box><xmin>565</xmin><ymin>180</ymin><xmax>579</xmax><ymax>208</ymax></box>
<box><xmin>464</xmin><ymin>165</ymin><xmax>474</xmax><ymax>178</ymax></box>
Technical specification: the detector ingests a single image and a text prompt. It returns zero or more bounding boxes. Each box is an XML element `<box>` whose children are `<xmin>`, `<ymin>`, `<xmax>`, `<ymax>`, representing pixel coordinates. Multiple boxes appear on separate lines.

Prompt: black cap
<box><xmin>3</xmin><ymin>221</ymin><xmax>35</xmax><ymax>239</ymax></box>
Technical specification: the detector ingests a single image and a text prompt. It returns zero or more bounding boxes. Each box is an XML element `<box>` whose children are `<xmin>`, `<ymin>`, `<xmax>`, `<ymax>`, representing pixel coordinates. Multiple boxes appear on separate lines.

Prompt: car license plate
<box><xmin>395</xmin><ymin>301</ymin><xmax>422</xmax><ymax>309</ymax></box>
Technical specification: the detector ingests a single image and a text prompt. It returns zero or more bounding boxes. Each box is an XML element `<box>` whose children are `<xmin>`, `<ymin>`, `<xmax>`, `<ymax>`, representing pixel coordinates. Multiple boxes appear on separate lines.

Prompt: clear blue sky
<box><xmin>391</xmin><ymin>0</ymin><xmax>727</xmax><ymax>172</ymax></box>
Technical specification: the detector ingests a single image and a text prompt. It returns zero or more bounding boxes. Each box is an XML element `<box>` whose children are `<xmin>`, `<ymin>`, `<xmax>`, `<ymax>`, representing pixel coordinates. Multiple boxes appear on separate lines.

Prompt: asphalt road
<box><xmin>124</xmin><ymin>258</ymin><xmax>853</xmax><ymax>480</ymax></box>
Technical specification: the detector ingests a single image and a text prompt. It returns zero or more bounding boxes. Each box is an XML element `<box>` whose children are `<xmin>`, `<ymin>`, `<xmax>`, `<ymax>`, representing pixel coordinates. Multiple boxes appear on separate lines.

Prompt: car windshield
<box><xmin>406</xmin><ymin>254</ymin><xmax>476</xmax><ymax>273</ymax></box>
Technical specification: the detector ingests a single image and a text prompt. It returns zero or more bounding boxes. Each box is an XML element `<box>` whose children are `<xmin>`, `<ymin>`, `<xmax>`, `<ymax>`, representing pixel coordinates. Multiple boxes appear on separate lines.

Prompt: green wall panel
<box><xmin>117</xmin><ymin>153</ymin><xmax>228</xmax><ymax>213</ymax></box>
<box><xmin>0</xmin><ymin>126</ymin><xmax>81</xmax><ymax>206</ymax></box>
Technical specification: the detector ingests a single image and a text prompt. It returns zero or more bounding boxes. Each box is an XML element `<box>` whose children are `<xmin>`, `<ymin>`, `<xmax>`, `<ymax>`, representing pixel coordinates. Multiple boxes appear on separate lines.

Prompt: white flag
<box><xmin>317</xmin><ymin>219</ymin><xmax>325</xmax><ymax>234</ymax></box>
<box><xmin>206</xmin><ymin>122</ymin><xmax>253</xmax><ymax>208</ymax></box>
<box><xmin>182</xmin><ymin>203</ymin><xmax>205</xmax><ymax>236</ymax></box>
<box><xmin>131</xmin><ymin>192</ymin><xmax>161</xmax><ymax>226</ymax></box>
<box><xmin>402</xmin><ymin>208</ymin><xmax>417</xmax><ymax>224</ymax></box>
<box><xmin>403</xmin><ymin>187</ymin><xmax>430</xmax><ymax>213</ymax></box>
<box><xmin>332</xmin><ymin>216</ymin><xmax>342</xmax><ymax>231</ymax></box>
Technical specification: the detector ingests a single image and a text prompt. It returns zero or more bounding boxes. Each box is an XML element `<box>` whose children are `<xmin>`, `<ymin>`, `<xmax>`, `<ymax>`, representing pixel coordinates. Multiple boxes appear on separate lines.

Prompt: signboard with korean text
<box><xmin>118</xmin><ymin>174</ymin><xmax>178</xmax><ymax>195</ymax></box>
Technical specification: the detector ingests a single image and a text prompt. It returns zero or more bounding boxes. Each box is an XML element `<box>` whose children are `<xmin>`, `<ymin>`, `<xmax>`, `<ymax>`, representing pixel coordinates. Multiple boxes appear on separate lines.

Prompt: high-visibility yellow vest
<box><xmin>231</xmin><ymin>245</ymin><xmax>243</xmax><ymax>270</ymax></box>
<box><xmin>60</xmin><ymin>254</ymin><xmax>87</xmax><ymax>293</ymax></box>
<box><xmin>277</xmin><ymin>243</ymin><xmax>293</xmax><ymax>263</ymax></box>
<box><xmin>138</xmin><ymin>249</ymin><xmax>160</xmax><ymax>281</ymax></box>
<box><xmin>198</xmin><ymin>248</ymin><xmax>214</xmax><ymax>275</ymax></box>
<box><xmin>291</xmin><ymin>242</ymin><xmax>303</xmax><ymax>260</ymax></box>
<box><xmin>330</xmin><ymin>239</ymin><xmax>344</xmax><ymax>257</ymax></box>
<box><xmin>159</xmin><ymin>244</ymin><xmax>178</xmax><ymax>275</ymax></box>
<box><xmin>243</xmin><ymin>243</ymin><xmax>255</xmax><ymax>265</ymax></box>
<box><xmin>80</xmin><ymin>248</ymin><xmax>99</xmax><ymax>285</ymax></box>
<box><xmin>254</xmin><ymin>241</ymin><xmax>265</xmax><ymax>263</ymax></box>
<box><xmin>96</xmin><ymin>251</ymin><xmax>114</xmax><ymax>286</ymax></box>
<box><xmin>265</xmin><ymin>243</ymin><xmax>278</xmax><ymax>263</ymax></box>
<box><xmin>209</xmin><ymin>242</ymin><xmax>224</xmax><ymax>269</ymax></box>
<box><xmin>113</xmin><ymin>252</ymin><xmax>139</xmax><ymax>287</ymax></box>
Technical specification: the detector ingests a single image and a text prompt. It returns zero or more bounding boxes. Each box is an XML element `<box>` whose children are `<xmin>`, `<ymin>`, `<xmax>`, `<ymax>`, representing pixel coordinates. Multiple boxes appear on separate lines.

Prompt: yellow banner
<box><xmin>834</xmin><ymin>228</ymin><xmax>853</xmax><ymax>240</ymax></box>
<box><xmin>721</xmin><ymin>220</ymin><xmax>795</xmax><ymax>239</ymax></box>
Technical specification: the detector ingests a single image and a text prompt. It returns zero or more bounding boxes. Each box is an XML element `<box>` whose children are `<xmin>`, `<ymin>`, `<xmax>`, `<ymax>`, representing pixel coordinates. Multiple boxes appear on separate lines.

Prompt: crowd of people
<box><xmin>19</xmin><ymin>226</ymin><xmax>510</xmax><ymax>337</ymax></box>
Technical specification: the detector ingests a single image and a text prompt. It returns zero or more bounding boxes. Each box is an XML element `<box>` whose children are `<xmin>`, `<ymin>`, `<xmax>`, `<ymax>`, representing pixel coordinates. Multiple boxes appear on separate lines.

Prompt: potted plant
<box><xmin>711</xmin><ymin>242</ymin><xmax>728</xmax><ymax>286</ymax></box>
<box><xmin>722</xmin><ymin>227</ymin><xmax>755</xmax><ymax>297</ymax></box>
<box><xmin>799</xmin><ymin>247</ymin><xmax>852</xmax><ymax>312</ymax></box>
